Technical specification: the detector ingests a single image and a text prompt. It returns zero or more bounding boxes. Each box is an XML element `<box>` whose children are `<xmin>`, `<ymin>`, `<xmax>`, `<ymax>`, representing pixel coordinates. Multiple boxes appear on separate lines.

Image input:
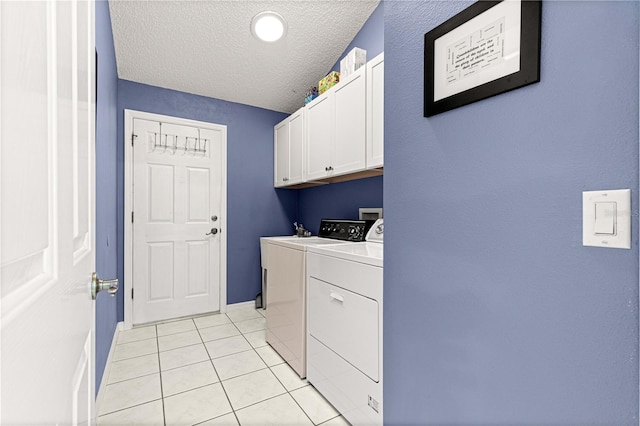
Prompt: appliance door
<box><xmin>308</xmin><ymin>277</ymin><xmax>379</xmax><ymax>381</ymax></box>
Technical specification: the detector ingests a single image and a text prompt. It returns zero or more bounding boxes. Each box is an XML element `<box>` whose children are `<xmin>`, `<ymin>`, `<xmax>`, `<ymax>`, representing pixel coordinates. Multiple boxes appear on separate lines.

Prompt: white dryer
<box><xmin>306</xmin><ymin>219</ymin><xmax>384</xmax><ymax>425</ymax></box>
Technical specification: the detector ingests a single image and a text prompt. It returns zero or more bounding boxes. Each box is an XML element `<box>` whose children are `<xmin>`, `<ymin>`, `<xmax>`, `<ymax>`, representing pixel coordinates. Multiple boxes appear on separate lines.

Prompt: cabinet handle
<box><xmin>329</xmin><ymin>292</ymin><xmax>344</xmax><ymax>303</ymax></box>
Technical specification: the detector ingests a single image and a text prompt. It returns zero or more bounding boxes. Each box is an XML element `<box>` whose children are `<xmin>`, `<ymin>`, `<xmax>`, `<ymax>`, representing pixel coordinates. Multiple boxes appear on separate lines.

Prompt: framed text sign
<box><xmin>424</xmin><ymin>0</ymin><xmax>542</xmax><ymax>117</ymax></box>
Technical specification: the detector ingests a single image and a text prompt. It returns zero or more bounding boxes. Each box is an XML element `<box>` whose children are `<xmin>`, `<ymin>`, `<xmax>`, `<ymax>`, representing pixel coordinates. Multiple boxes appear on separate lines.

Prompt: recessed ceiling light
<box><xmin>251</xmin><ymin>11</ymin><xmax>287</xmax><ymax>42</ymax></box>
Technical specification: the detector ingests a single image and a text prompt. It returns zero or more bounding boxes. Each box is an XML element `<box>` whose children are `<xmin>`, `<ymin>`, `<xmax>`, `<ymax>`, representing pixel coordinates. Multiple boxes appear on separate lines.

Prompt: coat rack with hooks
<box><xmin>151</xmin><ymin>122</ymin><xmax>209</xmax><ymax>156</ymax></box>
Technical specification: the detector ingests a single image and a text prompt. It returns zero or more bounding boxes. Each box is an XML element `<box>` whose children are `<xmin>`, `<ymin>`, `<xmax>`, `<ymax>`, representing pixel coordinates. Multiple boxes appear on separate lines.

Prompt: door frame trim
<box><xmin>123</xmin><ymin>109</ymin><xmax>228</xmax><ymax>330</ymax></box>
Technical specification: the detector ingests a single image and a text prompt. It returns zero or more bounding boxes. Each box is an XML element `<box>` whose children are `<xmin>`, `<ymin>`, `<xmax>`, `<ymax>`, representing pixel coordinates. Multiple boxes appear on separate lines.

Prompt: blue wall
<box><xmin>329</xmin><ymin>1</ymin><xmax>384</xmax><ymax>74</ymax></box>
<box><xmin>384</xmin><ymin>1</ymin><xmax>639</xmax><ymax>423</ymax></box>
<box><xmin>297</xmin><ymin>176</ymin><xmax>383</xmax><ymax>235</ymax></box>
<box><xmin>298</xmin><ymin>2</ymin><xmax>385</xmax><ymax>231</ymax></box>
<box><xmin>116</xmin><ymin>82</ymin><xmax>295</xmax><ymax>312</ymax></box>
<box><xmin>95</xmin><ymin>0</ymin><xmax>119</xmax><ymax>393</ymax></box>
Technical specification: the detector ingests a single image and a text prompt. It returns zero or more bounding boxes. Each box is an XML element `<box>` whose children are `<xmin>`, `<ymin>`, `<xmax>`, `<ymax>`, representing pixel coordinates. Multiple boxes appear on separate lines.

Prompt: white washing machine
<box><xmin>306</xmin><ymin>219</ymin><xmax>384</xmax><ymax>425</ymax></box>
<box><xmin>264</xmin><ymin>220</ymin><xmax>371</xmax><ymax>378</ymax></box>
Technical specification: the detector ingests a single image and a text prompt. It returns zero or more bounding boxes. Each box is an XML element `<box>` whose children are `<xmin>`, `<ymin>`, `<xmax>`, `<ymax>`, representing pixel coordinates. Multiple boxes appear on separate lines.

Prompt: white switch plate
<box><xmin>583</xmin><ymin>189</ymin><xmax>631</xmax><ymax>249</ymax></box>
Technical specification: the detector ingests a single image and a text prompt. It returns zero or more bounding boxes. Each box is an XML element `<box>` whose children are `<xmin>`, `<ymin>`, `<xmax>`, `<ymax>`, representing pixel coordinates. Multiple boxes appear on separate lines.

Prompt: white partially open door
<box><xmin>1</xmin><ymin>0</ymin><xmax>99</xmax><ymax>423</ymax></box>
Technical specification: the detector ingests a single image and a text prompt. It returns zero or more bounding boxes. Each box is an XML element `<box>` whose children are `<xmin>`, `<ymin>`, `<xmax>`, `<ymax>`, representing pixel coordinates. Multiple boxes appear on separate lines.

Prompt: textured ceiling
<box><xmin>109</xmin><ymin>0</ymin><xmax>380</xmax><ymax>113</ymax></box>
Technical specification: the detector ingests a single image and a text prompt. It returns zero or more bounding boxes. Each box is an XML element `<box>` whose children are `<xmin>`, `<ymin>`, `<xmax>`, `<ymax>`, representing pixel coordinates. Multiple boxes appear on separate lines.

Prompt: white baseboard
<box><xmin>225</xmin><ymin>300</ymin><xmax>256</xmax><ymax>311</ymax></box>
<box><xmin>96</xmin><ymin>321</ymin><xmax>123</xmax><ymax>415</ymax></box>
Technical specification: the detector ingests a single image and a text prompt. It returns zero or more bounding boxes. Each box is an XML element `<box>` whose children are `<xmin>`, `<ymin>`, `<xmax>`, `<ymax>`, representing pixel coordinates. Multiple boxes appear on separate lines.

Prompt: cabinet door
<box><xmin>288</xmin><ymin>109</ymin><xmax>305</xmax><ymax>184</ymax></box>
<box><xmin>306</xmin><ymin>93</ymin><xmax>333</xmax><ymax>181</ymax></box>
<box><xmin>274</xmin><ymin>119</ymin><xmax>289</xmax><ymax>187</ymax></box>
<box><xmin>333</xmin><ymin>67</ymin><xmax>366</xmax><ymax>176</ymax></box>
<box><xmin>366</xmin><ymin>53</ymin><xmax>384</xmax><ymax>169</ymax></box>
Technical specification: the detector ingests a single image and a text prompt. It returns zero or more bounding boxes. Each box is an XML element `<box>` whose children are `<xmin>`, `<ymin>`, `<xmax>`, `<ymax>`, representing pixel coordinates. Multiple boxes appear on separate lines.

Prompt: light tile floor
<box><xmin>98</xmin><ymin>306</ymin><xmax>349</xmax><ymax>426</ymax></box>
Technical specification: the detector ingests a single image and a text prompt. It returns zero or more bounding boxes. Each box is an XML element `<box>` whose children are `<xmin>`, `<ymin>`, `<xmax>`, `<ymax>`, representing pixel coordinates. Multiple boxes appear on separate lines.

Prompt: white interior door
<box><xmin>1</xmin><ymin>0</ymin><xmax>96</xmax><ymax>424</ymax></box>
<box><xmin>132</xmin><ymin>117</ymin><xmax>225</xmax><ymax>325</ymax></box>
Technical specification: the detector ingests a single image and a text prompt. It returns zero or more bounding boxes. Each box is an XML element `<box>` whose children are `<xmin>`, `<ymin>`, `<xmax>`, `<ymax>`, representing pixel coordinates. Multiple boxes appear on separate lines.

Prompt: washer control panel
<box><xmin>318</xmin><ymin>219</ymin><xmax>369</xmax><ymax>242</ymax></box>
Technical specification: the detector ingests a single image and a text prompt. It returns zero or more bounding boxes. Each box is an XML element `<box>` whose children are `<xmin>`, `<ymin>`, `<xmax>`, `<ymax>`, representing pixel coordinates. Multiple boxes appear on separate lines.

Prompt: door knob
<box><xmin>206</xmin><ymin>228</ymin><xmax>218</xmax><ymax>236</ymax></box>
<box><xmin>91</xmin><ymin>272</ymin><xmax>118</xmax><ymax>300</ymax></box>
<box><xmin>211</xmin><ymin>215</ymin><xmax>218</xmax><ymax>222</ymax></box>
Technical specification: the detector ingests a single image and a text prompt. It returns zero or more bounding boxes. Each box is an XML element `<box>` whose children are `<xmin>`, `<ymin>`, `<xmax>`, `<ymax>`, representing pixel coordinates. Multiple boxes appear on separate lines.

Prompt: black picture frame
<box><xmin>424</xmin><ymin>0</ymin><xmax>541</xmax><ymax>117</ymax></box>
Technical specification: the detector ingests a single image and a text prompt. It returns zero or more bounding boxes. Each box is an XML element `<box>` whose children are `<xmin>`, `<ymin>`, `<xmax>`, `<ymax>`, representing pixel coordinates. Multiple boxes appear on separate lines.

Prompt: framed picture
<box><xmin>424</xmin><ymin>0</ymin><xmax>541</xmax><ymax>117</ymax></box>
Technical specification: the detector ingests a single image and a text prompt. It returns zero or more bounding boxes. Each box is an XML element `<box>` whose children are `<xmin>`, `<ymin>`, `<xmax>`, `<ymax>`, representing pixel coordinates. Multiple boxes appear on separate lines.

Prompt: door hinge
<box><xmin>131</xmin><ymin>133</ymin><xmax>138</xmax><ymax>146</ymax></box>
<box><xmin>131</xmin><ymin>211</ymin><xmax>134</xmax><ymax>223</ymax></box>
<box><xmin>131</xmin><ymin>288</ymin><xmax>134</xmax><ymax>299</ymax></box>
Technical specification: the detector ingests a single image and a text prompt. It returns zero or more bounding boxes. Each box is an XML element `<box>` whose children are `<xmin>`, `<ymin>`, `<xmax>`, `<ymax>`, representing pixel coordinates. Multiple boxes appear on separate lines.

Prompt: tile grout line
<box><xmin>263</xmin><ymin>360</ymin><xmax>314</xmax><ymax>421</ymax></box>
<box><xmin>232</xmin><ymin>312</ymin><xmax>321</xmax><ymax>424</ymax></box>
<box><xmin>96</xmin><ymin>397</ymin><xmax>165</xmax><ymax>419</ymax></box>
<box><xmin>154</xmin><ymin>324</ymin><xmax>168</xmax><ymax>426</ymax></box>
<box><xmin>98</xmin><ymin>343</ymin><xmax>162</xmax><ymax>418</ymax></box>
<box><xmin>110</xmin><ymin>350</ymin><xmax>158</xmax><ymax>364</ymax></box>
<box><xmin>106</xmin><ymin>309</ymin><xmax>343</xmax><ymax>425</ymax></box>
<box><xmin>160</xmin><ymin>356</ymin><xmax>210</xmax><ymax>374</ymax></box>
<box><xmin>287</xmin><ymin>379</ymin><xmax>317</xmax><ymax>425</ymax></box>
<box><xmin>316</xmin><ymin>413</ymin><xmax>344</xmax><ymax>426</ymax></box>
<box><xmin>226</xmin><ymin>391</ymin><xmax>291</xmax><ymax>417</ymax></box>
<box><xmin>97</xmin><ymin>326</ymin><xmax>162</xmax><ymax>419</ymax></box>
<box><xmin>205</xmin><ymin>312</ymin><xmax>292</xmax><ymax>423</ymax></box>
<box><xmin>105</xmin><ymin>370</ymin><xmax>159</xmax><ymax>386</ymax></box>
<box><xmin>196</xmin><ymin>312</ymin><xmax>242</xmax><ymax>425</ymax></box>
<box><xmin>115</xmin><ymin>335</ymin><xmax>157</xmax><ymax>346</ymax></box>
<box><xmin>254</xmin><ymin>308</ymin><xmax>339</xmax><ymax>426</ymax></box>
<box><xmin>238</xmin><ymin>311</ymin><xmax>318</xmax><ymax>425</ymax></box>
<box><xmin>218</xmin><ymin>316</ymin><xmax>261</xmax><ymax>424</ymax></box>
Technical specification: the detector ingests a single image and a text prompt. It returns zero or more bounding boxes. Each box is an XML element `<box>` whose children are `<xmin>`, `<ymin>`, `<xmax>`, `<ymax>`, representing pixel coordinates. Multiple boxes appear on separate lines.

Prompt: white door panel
<box><xmin>333</xmin><ymin>69</ymin><xmax>366</xmax><ymax>175</ymax></box>
<box><xmin>274</xmin><ymin>120</ymin><xmax>289</xmax><ymax>186</ymax></box>
<box><xmin>132</xmin><ymin>117</ymin><xmax>225</xmax><ymax>325</ymax></box>
<box><xmin>1</xmin><ymin>0</ymin><xmax>96</xmax><ymax>424</ymax></box>
<box><xmin>288</xmin><ymin>110</ymin><xmax>304</xmax><ymax>184</ymax></box>
<box><xmin>366</xmin><ymin>53</ymin><xmax>384</xmax><ymax>169</ymax></box>
<box><xmin>306</xmin><ymin>94</ymin><xmax>333</xmax><ymax>180</ymax></box>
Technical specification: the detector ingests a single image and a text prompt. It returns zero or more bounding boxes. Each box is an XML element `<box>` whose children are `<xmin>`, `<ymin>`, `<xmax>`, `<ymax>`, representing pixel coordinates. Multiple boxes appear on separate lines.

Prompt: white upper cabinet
<box><xmin>274</xmin><ymin>107</ymin><xmax>305</xmax><ymax>187</ymax></box>
<box><xmin>288</xmin><ymin>109</ymin><xmax>305</xmax><ymax>183</ymax></box>
<box><xmin>366</xmin><ymin>53</ymin><xmax>384</xmax><ymax>169</ymax></box>
<box><xmin>306</xmin><ymin>65</ymin><xmax>367</xmax><ymax>181</ymax></box>
<box><xmin>333</xmin><ymin>67</ymin><xmax>367</xmax><ymax>176</ymax></box>
<box><xmin>306</xmin><ymin>93</ymin><xmax>333</xmax><ymax>181</ymax></box>
<box><xmin>274</xmin><ymin>119</ymin><xmax>289</xmax><ymax>186</ymax></box>
<box><xmin>273</xmin><ymin>54</ymin><xmax>383</xmax><ymax>188</ymax></box>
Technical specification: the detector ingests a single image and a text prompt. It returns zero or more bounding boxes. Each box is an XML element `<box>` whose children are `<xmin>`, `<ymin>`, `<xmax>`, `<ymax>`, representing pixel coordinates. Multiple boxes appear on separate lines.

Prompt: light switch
<box><xmin>594</xmin><ymin>202</ymin><xmax>616</xmax><ymax>235</ymax></box>
<box><xmin>583</xmin><ymin>189</ymin><xmax>631</xmax><ymax>249</ymax></box>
